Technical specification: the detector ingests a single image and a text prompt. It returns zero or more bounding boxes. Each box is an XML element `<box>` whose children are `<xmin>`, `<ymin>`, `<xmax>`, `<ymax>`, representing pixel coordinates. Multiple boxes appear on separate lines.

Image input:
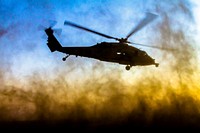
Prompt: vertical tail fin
<box><xmin>45</xmin><ymin>28</ymin><xmax>62</xmax><ymax>52</ymax></box>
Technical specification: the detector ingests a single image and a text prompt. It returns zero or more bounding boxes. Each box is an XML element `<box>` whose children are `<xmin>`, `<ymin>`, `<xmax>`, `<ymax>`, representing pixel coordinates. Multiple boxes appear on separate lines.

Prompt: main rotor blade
<box><xmin>64</xmin><ymin>20</ymin><xmax>118</xmax><ymax>40</ymax></box>
<box><xmin>126</xmin><ymin>12</ymin><xmax>158</xmax><ymax>39</ymax></box>
<box><xmin>129</xmin><ymin>42</ymin><xmax>177</xmax><ymax>51</ymax></box>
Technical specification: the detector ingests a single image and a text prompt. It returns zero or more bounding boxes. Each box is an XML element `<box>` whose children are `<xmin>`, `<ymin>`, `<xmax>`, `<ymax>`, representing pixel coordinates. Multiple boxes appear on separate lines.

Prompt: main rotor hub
<box><xmin>117</xmin><ymin>38</ymin><xmax>129</xmax><ymax>43</ymax></box>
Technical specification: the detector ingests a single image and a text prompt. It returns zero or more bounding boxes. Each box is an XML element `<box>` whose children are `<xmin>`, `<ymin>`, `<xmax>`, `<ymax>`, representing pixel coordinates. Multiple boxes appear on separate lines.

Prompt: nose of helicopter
<box><xmin>152</xmin><ymin>59</ymin><xmax>159</xmax><ymax>67</ymax></box>
<box><xmin>146</xmin><ymin>55</ymin><xmax>159</xmax><ymax>67</ymax></box>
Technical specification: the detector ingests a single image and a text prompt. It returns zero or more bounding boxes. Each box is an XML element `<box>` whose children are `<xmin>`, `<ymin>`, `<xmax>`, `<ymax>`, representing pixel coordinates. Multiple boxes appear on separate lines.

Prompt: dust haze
<box><xmin>0</xmin><ymin>0</ymin><xmax>200</xmax><ymax>128</ymax></box>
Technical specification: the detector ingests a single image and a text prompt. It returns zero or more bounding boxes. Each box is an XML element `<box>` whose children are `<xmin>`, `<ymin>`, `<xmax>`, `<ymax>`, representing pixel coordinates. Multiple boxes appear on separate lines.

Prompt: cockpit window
<box><xmin>138</xmin><ymin>51</ymin><xmax>147</xmax><ymax>56</ymax></box>
<box><xmin>142</xmin><ymin>51</ymin><xmax>147</xmax><ymax>56</ymax></box>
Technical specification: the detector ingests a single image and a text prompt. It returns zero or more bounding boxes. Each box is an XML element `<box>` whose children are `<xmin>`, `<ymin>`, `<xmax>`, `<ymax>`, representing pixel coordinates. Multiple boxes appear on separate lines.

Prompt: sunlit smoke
<box><xmin>0</xmin><ymin>0</ymin><xmax>200</xmax><ymax>128</ymax></box>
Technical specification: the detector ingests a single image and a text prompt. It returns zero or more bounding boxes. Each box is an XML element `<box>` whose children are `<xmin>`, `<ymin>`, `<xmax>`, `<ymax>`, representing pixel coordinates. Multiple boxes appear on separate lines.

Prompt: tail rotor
<box><xmin>38</xmin><ymin>20</ymin><xmax>62</xmax><ymax>37</ymax></box>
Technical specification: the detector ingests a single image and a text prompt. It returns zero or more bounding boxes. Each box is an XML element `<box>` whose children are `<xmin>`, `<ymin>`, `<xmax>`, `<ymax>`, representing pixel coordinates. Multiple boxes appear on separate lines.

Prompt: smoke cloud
<box><xmin>0</xmin><ymin>0</ymin><xmax>200</xmax><ymax>130</ymax></box>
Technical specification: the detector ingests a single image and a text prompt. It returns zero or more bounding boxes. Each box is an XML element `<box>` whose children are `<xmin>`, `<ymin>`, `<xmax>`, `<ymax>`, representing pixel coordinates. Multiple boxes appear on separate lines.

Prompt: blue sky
<box><xmin>0</xmin><ymin>0</ymin><xmax>198</xmax><ymax>81</ymax></box>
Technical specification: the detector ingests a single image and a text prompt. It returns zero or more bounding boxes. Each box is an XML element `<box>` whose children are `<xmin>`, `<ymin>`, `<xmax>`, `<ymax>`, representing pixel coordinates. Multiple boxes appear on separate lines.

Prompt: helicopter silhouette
<box><xmin>44</xmin><ymin>13</ymin><xmax>164</xmax><ymax>70</ymax></box>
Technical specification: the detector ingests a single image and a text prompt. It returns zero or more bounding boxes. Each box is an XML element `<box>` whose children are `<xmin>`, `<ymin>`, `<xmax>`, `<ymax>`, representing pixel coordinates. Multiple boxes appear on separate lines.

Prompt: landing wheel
<box><xmin>62</xmin><ymin>58</ymin><xmax>66</xmax><ymax>61</ymax></box>
<box><xmin>125</xmin><ymin>65</ymin><xmax>131</xmax><ymax>71</ymax></box>
<box><xmin>155</xmin><ymin>63</ymin><xmax>159</xmax><ymax>67</ymax></box>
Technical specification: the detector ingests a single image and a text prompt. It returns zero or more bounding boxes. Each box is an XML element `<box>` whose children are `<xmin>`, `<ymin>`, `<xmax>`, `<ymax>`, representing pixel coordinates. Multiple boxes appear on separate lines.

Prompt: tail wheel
<box><xmin>125</xmin><ymin>65</ymin><xmax>131</xmax><ymax>71</ymax></box>
<box><xmin>62</xmin><ymin>54</ymin><xmax>70</xmax><ymax>61</ymax></box>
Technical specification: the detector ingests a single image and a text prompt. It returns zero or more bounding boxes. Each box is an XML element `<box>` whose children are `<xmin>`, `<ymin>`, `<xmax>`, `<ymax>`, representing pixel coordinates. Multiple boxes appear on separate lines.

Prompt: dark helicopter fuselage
<box><xmin>45</xmin><ymin>27</ymin><xmax>158</xmax><ymax>70</ymax></box>
<box><xmin>59</xmin><ymin>42</ymin><xmax>157</xmax><ymax>67</ymax></box>
<box><xmin>44</xmin><ymin>12</ymin><xmax>160</xmax><ymax>70</ymax></box>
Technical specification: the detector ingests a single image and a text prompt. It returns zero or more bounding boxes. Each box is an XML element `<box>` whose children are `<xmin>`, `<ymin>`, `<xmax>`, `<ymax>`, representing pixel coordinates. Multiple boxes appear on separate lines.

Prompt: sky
<box><xmin>0</xmin><ymin>0</ymin><xmax>200</xmax><ymax>129</ymax></box>
<box><xmin>0</xmin><ymin>0</ymin><xmax>198</xmax><ymax>78</ymax></box>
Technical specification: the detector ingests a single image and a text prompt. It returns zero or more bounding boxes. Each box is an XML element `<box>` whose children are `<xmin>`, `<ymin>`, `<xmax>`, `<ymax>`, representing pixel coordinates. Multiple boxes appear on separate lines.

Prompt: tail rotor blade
<box><xmin>38</xmin><ymin>25</ymin><xmax>46</xmax><ymax>31</ymax></box>
<box><xmin>49</xmin><ymin>20</ymin><xmax>57</xmax><ymax>28</ymax></box>
<box><xmin>54</xmin><ymin>28</ymin><xmax>62</xmax><ymax>36</ymax></box>
<box><xmin>38</xmin><ymin>20</ymin><xmax>57</xmax><ymax>31</ymax></box>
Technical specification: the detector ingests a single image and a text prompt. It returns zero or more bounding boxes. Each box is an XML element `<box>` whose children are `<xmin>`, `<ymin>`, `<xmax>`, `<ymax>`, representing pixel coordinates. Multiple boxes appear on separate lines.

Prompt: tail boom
<box><xmin>45</xmin><ymin>28</ymin><xmax>62</xmax><ymax>52</ymax></box>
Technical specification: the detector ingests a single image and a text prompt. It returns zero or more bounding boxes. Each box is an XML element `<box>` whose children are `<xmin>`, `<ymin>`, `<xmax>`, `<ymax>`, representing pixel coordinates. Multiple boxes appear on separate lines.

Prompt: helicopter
<box><xmin>44</xmin><ymin>13</ymin><xmax>163</xmax><ymax>70</ymax></box>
